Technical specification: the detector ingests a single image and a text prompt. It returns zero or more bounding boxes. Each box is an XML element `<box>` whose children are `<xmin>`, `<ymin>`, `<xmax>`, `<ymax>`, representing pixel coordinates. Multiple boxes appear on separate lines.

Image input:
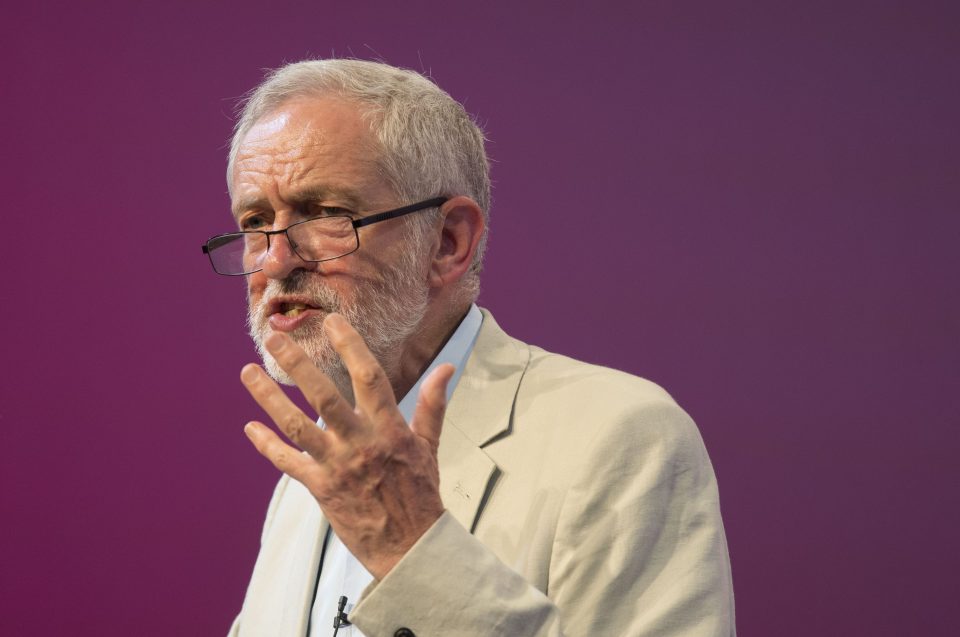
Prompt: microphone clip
<box><xmin>332</xmin><ymin>595</ymin><xmax>351</xmax><ymax>636</ymax></box>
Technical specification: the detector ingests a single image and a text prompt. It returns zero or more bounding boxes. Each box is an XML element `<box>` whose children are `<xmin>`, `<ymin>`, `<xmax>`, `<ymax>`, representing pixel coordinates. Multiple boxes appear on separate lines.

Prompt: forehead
<box><xmin>230</xmin><ymin>96</ymin><xmax>387</xmax><ymax>212</ymax></box>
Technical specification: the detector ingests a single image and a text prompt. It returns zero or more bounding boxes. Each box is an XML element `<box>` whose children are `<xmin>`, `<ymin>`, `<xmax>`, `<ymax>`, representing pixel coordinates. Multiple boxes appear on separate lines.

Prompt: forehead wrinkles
<box><xmin>235</xmin><ymin>136</ymin><xmax>329</xmax><ymax>185</ymax></box>
<box><xmin>232</xmin><ymin>102</ymin><xmax>385</xmax><ymax>199</ymax></box>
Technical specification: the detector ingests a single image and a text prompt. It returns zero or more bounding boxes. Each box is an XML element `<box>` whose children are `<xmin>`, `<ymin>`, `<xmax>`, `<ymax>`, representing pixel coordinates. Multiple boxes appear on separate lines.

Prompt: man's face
<box><xmin>230</xmin><ymin>97</ymin><xmax>432</xmax><ymax>392</ymax></box>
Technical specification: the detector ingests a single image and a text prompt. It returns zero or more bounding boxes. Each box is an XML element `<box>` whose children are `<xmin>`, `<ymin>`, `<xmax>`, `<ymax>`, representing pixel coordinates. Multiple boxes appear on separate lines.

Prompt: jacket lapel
<box><xmin>438</xmin><ymin>309</ymin><xmax>530</xmax><ymax>532</ymax></box>
<box><xmin>240</xmin><ymin>477</ymin><xmax>329</xmax><ymax>636</ymax></box>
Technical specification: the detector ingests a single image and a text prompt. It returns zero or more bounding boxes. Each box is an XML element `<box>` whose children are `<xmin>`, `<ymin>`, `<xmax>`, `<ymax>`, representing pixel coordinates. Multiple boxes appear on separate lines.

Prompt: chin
<box><xmin>261</xmin><ymin>352</ymin><xmax>296</xmax><ymax>386</ymax></box>
<box><xmin>254</xmin><ymin>326</ymin><xmax>354</xmax><ymax>398</ymax></box>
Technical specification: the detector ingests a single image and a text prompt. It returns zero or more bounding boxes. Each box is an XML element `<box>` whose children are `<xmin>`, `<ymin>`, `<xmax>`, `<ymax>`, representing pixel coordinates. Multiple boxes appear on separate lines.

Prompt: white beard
<box><xmin>247</xmin><ymin>257</ymin><xmax>429</xmax><ymax>399</ymax></box>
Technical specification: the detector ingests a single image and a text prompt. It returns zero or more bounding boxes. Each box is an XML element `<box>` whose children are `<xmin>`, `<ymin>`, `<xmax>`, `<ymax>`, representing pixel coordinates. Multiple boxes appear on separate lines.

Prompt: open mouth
<box><xmin>268</xmin><ymin>297</ymin><xmax>324</xmax><ymax>319</ymax></box>
<box><xmin>279</xmin><ymin>302</ymin><xmax>311</xmax><ymax>318</ymax></box>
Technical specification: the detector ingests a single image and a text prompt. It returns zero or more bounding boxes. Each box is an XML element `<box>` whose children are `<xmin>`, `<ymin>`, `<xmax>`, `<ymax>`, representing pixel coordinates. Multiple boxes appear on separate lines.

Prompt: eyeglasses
<box><xmin>201</xmin><ymin>197</ymin><xmax>447</xmax><ymax>276</ymax></box>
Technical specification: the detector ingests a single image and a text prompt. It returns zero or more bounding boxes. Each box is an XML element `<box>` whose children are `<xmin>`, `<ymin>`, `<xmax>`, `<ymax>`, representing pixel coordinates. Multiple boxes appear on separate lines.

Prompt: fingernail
<box><xmin>244</xmin><ymin>422</ymin><xmax>259</xmax><ymax>438</ymax></box>
<box><xmin>265</xmin><ymin>332</ymin><xmax>286</xmax><ymax>351</ymax></box>
<box><xmin>325</xmin><ymin>313</ymin><xmax>345</xmax><ymax>329</ymax></box>
<box><xmin>241</xmin><ymin>364</ymin><xmax>261</xmax><ymax>383</ymax></box>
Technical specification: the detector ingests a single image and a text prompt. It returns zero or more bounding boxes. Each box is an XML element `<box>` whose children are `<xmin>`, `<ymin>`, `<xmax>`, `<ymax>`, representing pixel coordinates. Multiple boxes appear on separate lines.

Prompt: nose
<box><xmin>259</xmin><ymin>229</ymin><xmax>308</xmax><ymax>279</ymax></box>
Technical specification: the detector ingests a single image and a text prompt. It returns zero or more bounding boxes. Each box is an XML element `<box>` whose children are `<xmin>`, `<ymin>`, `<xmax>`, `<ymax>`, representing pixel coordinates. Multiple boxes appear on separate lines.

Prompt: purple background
<box><xmin>3</xmin><ymin>1</ymin><xmax>957</xmax><ymax>635</ymax></box>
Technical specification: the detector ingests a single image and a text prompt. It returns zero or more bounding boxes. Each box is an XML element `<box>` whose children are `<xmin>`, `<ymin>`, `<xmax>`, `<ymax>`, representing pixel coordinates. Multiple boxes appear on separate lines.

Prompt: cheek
<box><xmin>247</xmin><ymin>272</ymin><xmax>267</xmax><ymax>306</ymax></box>
<box><xmin>319</xmin><ymin>253</ymin><xmax>378</xmax><ymax>285</ymax></box>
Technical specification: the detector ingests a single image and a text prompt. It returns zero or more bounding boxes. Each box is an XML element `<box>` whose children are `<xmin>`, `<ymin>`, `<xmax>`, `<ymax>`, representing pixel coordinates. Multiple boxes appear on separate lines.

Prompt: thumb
<box><xmin>410</xmin><ymin>363</ymin><xmax>456</xmax><ymax>450</ymax></box>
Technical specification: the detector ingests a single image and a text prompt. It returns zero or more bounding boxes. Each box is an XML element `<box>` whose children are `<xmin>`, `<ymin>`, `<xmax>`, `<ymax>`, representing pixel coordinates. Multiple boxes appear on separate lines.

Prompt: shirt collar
<box><xmin>395</xmin><ymin>303</ymin><xmax>483</xmax><ymax>422</ymax></box>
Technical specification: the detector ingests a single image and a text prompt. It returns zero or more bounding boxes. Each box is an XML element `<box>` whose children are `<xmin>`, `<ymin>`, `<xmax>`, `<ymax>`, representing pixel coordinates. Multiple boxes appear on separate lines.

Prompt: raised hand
<box><xmin>240</xmin><ymin>313</ymin><xmax>455</xmax><ymax>580</ymax></box>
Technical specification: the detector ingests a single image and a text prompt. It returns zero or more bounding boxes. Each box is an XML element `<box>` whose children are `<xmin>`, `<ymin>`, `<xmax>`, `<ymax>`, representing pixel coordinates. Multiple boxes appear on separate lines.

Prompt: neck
<box><xmin>384</xmin><ymin>303</ymin><xmax>471</xmax><ymax>401</ymax></box>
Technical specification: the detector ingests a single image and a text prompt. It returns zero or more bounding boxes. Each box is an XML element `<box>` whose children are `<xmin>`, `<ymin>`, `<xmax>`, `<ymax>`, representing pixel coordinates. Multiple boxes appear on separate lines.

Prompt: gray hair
<box><xmin>227</xmin><ymin>59</ymin><xmax>490</xmax><ymax>296</ymax></box>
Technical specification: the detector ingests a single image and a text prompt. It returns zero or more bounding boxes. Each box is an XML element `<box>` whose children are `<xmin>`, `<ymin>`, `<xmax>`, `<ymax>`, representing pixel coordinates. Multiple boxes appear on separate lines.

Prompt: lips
<box><xmin>266</xmin><ymin>295</ymin><xmax>323</xmax><ymax>316</ymax></box>
<box><xmin>264</xmin><ymin>296</ymin><xmax>328</xmax><ymax>331</ymax></box>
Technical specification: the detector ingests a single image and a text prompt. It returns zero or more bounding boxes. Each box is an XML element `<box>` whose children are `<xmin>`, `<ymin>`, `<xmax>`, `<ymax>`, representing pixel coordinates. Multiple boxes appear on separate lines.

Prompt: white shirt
<box><xmin>308</xmin><ymin>305</ymin><xmax>484</xmax><ymax>637</ymax></box>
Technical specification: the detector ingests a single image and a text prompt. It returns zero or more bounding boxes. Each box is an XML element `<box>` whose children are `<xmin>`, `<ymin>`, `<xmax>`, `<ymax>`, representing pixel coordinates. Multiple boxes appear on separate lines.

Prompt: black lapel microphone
<box><xmin>332</xmin><ymin>595</ymin><xmax>351</xmax><ymax>636</ymax></box>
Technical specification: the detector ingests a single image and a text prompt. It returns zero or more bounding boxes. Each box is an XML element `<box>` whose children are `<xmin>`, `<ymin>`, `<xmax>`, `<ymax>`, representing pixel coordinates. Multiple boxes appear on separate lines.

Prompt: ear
<box><xmin>428</xmin><ymin>196</ymin><xmax>485</xmax><ymax>290</ymax></box>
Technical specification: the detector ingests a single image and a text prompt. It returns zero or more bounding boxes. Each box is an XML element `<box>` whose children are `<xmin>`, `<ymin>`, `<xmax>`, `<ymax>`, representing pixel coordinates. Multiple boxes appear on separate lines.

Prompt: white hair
<box><xmin>228</xmin><ymin>59</ymin><xmax>491</xmax><ymax>299</ymax></box>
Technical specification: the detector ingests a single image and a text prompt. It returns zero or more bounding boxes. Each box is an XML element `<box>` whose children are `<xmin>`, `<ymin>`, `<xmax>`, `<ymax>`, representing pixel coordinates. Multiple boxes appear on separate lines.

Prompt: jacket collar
<box><xmin>445</xmin><ymin>308</ymin><xmax>530</xmax><ymax>446</ymax></box>
<box><xmin>437</xmin><ymin>308</ymin><xmax>530</xmax><ymax>531</ymax></box>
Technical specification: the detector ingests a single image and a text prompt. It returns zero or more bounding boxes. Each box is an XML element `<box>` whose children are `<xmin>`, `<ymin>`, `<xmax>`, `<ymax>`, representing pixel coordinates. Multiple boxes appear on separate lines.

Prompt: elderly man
<box><xmin>205</xmin><ymin>59</ymin><xmax>734</xmax><ymax>636</ymax></box>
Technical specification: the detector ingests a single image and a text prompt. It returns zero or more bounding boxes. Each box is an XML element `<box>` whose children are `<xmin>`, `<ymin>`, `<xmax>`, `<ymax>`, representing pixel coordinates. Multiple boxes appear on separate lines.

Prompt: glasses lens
<box><xmin>205</xmin><ymin>217</ymin><xmax>357</xmax><ymax>275</ymax></box>
<box><xmin>288</xmin><ymin>217</ymin><xmax>358</xmax><ymax>262</ymax></box>
<box><xmin>206</xmin><ymin>233</ymin><xmax>266</xmax><ymax>275</ymax></box>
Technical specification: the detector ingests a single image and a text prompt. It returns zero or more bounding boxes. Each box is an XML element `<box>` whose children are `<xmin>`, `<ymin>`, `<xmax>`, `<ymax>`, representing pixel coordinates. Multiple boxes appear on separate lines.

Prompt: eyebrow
<box><xmin>231</xmin><ymin>185</ymin><xmax>366</xmax><ymax>219</ymax></box>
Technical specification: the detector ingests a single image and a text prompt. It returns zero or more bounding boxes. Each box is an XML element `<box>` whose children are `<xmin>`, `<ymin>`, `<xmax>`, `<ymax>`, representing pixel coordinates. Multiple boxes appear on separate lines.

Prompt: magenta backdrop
<box><xmin>2</xmin><ymin>1</ymin><xmax>958</xmax><ymax>635</ymax></box>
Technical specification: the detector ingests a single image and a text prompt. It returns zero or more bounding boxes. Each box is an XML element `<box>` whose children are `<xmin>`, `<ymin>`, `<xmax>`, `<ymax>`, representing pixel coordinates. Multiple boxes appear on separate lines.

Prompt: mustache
<box><xmin>250</xmin><ymin>271</ymin><xmax>345</xmax><ymax>322</ymax></box>
<box><xmin>276</xmin><ymin>269</ymin><xmax>323</xmax><ymax>295</ymax></box>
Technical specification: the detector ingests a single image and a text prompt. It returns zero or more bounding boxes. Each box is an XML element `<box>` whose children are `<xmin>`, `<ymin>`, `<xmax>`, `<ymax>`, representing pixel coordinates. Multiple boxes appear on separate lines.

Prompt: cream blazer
<box><xmin>230</xmin><ymin>310</ymin><xmax>735</xmax><ymax>636</ymax></box>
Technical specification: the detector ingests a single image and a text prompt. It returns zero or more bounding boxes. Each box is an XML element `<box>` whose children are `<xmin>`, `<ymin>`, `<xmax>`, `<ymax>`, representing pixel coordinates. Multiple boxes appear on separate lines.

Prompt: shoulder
<box><xmin>516</xmin><ymin>346</ymin><xmax>705</xmax><ymax>465</ymax></box>
<box><xmin>522</xmin><ymin>344</ymin><xmax>675</xmax><ymax>406</ymax></box>
<box><xmin>466</xmin><ymin>308</ymin><xmax>707</xmax><ymax>466</ymax></box>
<box><xmin>474</xmin><ymin>307</ymin><xmax>676</xmax><ymax>408</ymax></box>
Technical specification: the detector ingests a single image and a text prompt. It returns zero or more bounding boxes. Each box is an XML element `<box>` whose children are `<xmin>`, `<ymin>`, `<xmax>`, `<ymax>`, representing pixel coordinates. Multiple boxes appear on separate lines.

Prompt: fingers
<box><xmin>240</xmin><ymin>363</ymin><xmax>328</xmax><ymax>458</ymax></box>
<box><xmin>324</xmin><ymin>314</ymin><xmax>399</xmax><ymax>423</ymax></box>
<box><xmin>244</xmin><ymin>421</ymin><xmax>315</xmax><ymax>481</ymax></box>
<box><xmin>262</xmin><ymin>331</ymin><xmax>357</xmax><ymax>434</ymax></box>
<box><xmin>410</xmin><ymin>363</ymin><xmax>455</xmax><ymax>450</ymax></box>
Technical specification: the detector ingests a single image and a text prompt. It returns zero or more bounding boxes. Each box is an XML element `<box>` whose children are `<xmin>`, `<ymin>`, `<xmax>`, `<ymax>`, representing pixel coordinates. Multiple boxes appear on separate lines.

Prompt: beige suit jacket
<box><xmin>230</xmin><ymin>310</ymin><xmax>735</xmax><ymax>636</ymax></box>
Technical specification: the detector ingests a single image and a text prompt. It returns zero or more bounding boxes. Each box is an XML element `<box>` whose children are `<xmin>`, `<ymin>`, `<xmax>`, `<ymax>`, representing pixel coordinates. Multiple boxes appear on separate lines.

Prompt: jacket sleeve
<box><xmin>349</xmin><ymin>400</ymin><xmax>735</xmax><ymax>636</ymax></box>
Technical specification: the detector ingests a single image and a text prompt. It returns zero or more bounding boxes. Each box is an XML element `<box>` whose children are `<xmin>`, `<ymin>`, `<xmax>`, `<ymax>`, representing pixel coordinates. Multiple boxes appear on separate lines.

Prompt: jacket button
<box><xmin>394</xmin><ymin>629</ymin><xmax>416</xmax><ymax>637</ymax></box>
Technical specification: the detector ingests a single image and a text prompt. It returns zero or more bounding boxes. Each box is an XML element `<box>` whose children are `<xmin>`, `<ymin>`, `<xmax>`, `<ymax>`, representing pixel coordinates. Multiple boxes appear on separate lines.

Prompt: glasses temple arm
<box><xmin>352</xmin><ymin>197</ymin><xmax>448</xmax><ymax>228</ymax></box>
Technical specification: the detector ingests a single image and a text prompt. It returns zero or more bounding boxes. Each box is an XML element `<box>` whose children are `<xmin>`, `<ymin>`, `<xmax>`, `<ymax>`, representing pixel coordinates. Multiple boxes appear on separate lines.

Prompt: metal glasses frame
<box><xmin>201</xmin><ymin>197</ymin><xmax>448</xmax><ymax>276</ymax></box>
